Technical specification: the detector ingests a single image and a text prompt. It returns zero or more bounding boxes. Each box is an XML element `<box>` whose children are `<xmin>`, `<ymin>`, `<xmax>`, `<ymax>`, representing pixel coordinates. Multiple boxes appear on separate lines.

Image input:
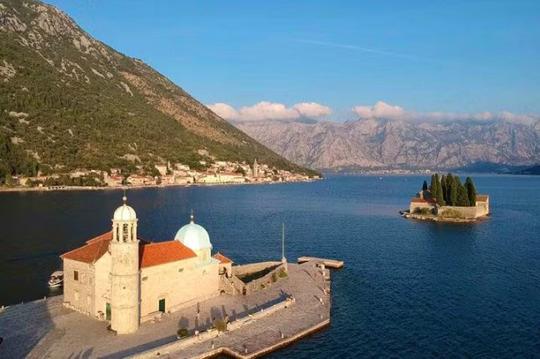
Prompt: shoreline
<box><xmin>401</xmin><ymin>211</ymin><xmax>489</xmax><ymax>224</ymax></box>
<box><xmin>0</xmin><ymin>178</ymin><xmax>321</xmax><ymax>194</ymax></box>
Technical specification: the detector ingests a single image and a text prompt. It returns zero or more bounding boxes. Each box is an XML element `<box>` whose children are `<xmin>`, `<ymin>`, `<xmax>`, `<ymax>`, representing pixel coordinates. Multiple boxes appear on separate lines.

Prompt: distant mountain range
<box><xmin>0</xmin><ymin>0</ymin><xmax>316</xmax><ymax>178</ymax></box>
<box><xmin>235</xmin><ymin>117</ymin><xmax>540</xmax><ymax>172</ymax></box>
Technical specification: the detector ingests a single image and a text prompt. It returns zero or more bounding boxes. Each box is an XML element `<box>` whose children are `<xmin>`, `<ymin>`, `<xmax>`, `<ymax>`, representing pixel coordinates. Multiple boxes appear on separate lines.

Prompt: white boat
<box><xmin>48</xmin><ymin>271</ymin><xmax>64</xmax><ymax>288</ymax></box>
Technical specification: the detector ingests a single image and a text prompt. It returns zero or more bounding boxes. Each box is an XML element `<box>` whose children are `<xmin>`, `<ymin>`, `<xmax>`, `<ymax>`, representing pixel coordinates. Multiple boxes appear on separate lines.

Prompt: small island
<box><xmin>403</xmin><ymin>173</ymin><xmax>490</xmax><ymax>223</ymax></box>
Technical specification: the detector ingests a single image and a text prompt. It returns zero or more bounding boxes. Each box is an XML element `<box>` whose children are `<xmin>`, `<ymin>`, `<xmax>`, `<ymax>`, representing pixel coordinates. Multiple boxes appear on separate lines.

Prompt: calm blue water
<box><xmin>0</xmin><ymin>175</ymin><xmax>539</xmax><ymax>357</ymax></box>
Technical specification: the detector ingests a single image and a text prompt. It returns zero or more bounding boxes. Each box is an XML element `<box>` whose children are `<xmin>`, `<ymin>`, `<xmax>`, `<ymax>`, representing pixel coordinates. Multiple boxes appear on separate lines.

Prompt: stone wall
<box><xmin>93</xmin><ymin>252</ymin><xmax>112</xmax><ymax>319</ymax></box>
<box><xmin>243</xmin><ymin>264</ymin><xmax>288</xmax><ymax>295</ymax></box>
<box><xmin>438</xmin><ymin>203</ymin><xmax>488</xmax><ymax>219</ymax></box>
<box><xmin>62</xmin><ymin>258</ymin><xmax>95</xmax><ymax>316</ymax></box>
<box><xmin>140</xmin><ymin>257</ymin><xmax>219</xmax><ymax>319</ymax></box>
<box><xmin>232</xmin><ymin>261</ymin><xmax>281</xmax><ymax>277</ymax></box>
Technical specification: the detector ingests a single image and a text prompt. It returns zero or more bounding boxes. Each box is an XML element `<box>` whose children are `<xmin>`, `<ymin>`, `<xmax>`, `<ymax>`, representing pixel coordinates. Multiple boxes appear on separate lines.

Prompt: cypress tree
<box><xmin>445</xmin><ymin>173</ymin><xmax>453</xmax><ymax>204</ymax></box>
<box><xmin>440</xmin><ymin>174</ymin><xmax>447</xmax><ymax>203</ymax></box>
<box><xmin>465</xmin><ymin>177</ymin><xmax>477</xmax><ymax>207</ymax></box>
<box><xmin>422</xmin><ymin>180</ymin><xmax>428</xmax><ymax>191</ymax></box>
<box><xmin>435</xmin><ymin>174</ymin><xmax>445</xmax><ymax>205</ymax></box>
<box><xmin>455</xmin><ymin>177</ymin><xmax>470</xmax><ymax>206</ymax></box>
<box><xmin>430</xmin><ymin>174</ymin><xmax>436</xmax><ymax>193</ymax></box>
<box><xmin>430</xmin><ymin>174</ymin><xmax>439</xmax><ymax>201</ymax></box>
<box><xmin>449</xmin><ymin>175</ymin><xmax>458</xmax><ymax>206</ymax></box>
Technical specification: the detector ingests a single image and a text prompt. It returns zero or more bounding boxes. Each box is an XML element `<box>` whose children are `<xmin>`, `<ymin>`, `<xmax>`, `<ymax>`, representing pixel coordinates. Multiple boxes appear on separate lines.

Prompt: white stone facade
<box><xmin>61</xmin><ymin>198</ymin><xmax>222</xmax><ymax>334</ymax></box>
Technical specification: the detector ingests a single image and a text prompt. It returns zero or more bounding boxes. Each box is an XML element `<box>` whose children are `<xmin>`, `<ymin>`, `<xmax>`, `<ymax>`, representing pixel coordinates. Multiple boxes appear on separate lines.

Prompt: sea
<box><xmin>0</xmin><ymin>174</ymin><xmax>539</xmax><ymax>358</ymax></box>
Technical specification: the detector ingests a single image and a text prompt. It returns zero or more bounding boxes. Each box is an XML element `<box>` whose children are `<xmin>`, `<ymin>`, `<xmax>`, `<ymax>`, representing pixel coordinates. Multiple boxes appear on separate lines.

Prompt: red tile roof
<box><xmin>61</xmin><ymin>232</ymin><xmax>196</xmax><ymax>268</ymax></box>
<box><xmin>61</xmin><ymin>231</ymin><xmax>113</xmax><ymax>263</ymax></box>
<box><xmin>139</xmin><ymin>241</ymin><xmax>196</xmax><ymax>268</ymax></box>
<box><xmin>213</xmin><ymin>252</ymin><xmax>233</xmax><ymax>264</ymax></box>
<box><xmin>476</xmin><ymin>195</ymin><xmax>489</xmax><ymax>202</ymax></box>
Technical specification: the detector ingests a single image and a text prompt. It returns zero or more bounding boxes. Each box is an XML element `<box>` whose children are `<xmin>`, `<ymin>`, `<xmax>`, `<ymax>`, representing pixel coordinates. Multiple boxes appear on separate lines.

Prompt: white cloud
<box><xmin>293</xmin><ymin>102</ymin><xmax>332</xmax><ymax>118</ymax></box>
<box><xmin>207</xmin><ymin>101</ymin><xmax>332</xmax><ymax>122</ymax></box>
<box><xmin>207</xmin><ymin>103</ymin><xmax>238</xmax><ymax>120</ymax></box>
<box><xmin>353</xmin><ymin>101</ymin><xmax>405</xmax><ymax>120</ymax></box>
<box><xmin>352</xmin><ymin>101</ymin><xmax>539</xmax><ymax>125</ymax></box>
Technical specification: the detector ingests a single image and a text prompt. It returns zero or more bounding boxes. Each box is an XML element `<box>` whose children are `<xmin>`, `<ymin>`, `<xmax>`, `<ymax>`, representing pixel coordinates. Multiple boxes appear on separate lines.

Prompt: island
<box><xmin>0</xmin><ymin>195</ymin><xmax>340</xmax><ymax>358</ymax></box>
<box><xmin>402</xmin><ymin>173</ymin><xmax>490</xmax><ymax>223</ymax></box>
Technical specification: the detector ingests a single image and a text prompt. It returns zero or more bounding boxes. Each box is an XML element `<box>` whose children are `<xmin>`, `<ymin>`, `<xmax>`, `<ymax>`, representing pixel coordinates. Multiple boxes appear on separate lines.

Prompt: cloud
<box><xmin>207</xmin><ymin>101</ymin><xmax>332</xmax><ymax>122</ymax></box>
<box><xmin>353</xmin><ymin>101</ymin><xmax>406</xmax><ymax>120</ymax></box>
<box><xmin>293</xmin><ymin>102</ymin><xmax>332</xmax><ymax>118</ymax></box>
<box><xmin>207</xmin><ymin>103</ymin><xmax>238</xmax><ymax>120</ymax></box>
<box><xmin>352</xmin><ymin>101</ymin><xmax>539</xmax><ymax>125</ymax></box>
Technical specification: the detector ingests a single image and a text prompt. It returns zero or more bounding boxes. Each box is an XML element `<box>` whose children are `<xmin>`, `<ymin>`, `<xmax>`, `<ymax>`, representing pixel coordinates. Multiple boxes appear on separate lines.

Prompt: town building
<box><xmin>60</xmin><ymin>196</ymin><xmax>229</xmax><ymax>334</ymax></box>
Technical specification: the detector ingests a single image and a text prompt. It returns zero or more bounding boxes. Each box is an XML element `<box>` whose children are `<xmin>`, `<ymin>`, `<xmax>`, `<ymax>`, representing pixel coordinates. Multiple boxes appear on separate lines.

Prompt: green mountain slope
<box><xmin>0</xmin><ymin>0</ymin><xmax>317</xmax><ymax>180</ymax></box>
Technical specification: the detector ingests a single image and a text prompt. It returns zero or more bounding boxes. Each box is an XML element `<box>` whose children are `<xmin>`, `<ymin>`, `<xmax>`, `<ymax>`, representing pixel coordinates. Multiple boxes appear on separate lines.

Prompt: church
<box><xmin>60</xmin><ymin>196</ymin><xmax>232</xmax><ymax>334</ymax></box>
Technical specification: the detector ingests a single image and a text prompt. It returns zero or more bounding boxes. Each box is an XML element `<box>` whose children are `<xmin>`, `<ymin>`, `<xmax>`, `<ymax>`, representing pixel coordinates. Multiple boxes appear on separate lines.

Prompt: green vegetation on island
<box><xmin>428</xmin><ymin>173</ymin><xmax>477</xmax><ymax>207</ymax></box>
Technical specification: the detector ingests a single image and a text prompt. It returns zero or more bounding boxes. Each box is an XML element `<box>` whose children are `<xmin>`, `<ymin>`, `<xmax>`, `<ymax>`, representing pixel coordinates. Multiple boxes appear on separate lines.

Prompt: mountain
<box><xmin>0</xmin><ymin>0</ymin><xmax>317</xmax><ymax>180</ymax></box>
<box><xmin>511</xmin><ymin>165</ymin><xmax>540</xmax><ymax>175</ymax></box>
<box><xmin>235</xmin><ymin>118</ymin><xmax>540</xmax><ymax>171</ymax></box>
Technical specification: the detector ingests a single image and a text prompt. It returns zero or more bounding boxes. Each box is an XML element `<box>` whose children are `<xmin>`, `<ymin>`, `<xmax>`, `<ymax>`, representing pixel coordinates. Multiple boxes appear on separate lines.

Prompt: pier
<box><xmin>297</xmin><ymin>256</ymin><xmax>345</xmax><ymax>269</ymax></box>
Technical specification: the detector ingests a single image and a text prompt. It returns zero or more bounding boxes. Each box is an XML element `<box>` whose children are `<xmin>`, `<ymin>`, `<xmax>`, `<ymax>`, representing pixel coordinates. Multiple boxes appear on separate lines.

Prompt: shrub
<box><xmin>177</xmin><ymin>327</ymin><xmax>189</xmax><ymax>338</ymax></box>
<box><xmin>278</xmin><ymin>268</ymin><xmax>288</xmax><ymax>278</ymax></box>
<box><xmin>213</xmin><ymin>319</ymin><xmax>227</xmax><ymax>332</ymax></box>
<box><xmin>414</xmin><ymin>207</ymin><xmax>433</xmax><ymax>215</ymax></box>
<box><xmin>440</xmin><ymin>209</ymin><xmax>464</xmax><ymax>219</ymax></box>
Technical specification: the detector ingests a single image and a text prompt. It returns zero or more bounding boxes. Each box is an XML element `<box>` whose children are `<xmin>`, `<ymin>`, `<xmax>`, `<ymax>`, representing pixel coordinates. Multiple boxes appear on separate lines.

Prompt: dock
<box><xmin>297</xmin><ymin>256</ymin><xmax>344</xmax><ymax>269</ymax></box>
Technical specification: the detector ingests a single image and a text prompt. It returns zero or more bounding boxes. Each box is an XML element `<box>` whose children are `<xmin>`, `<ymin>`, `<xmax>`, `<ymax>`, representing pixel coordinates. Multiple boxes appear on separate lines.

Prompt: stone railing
<box><xmin>130</xmin><ymin>296</ymin><xmax>296</xmax><ymax>359</ymax></box>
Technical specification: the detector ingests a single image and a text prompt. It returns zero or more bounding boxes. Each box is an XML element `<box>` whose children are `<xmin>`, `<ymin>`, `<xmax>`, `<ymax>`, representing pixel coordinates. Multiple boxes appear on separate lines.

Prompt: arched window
<box><xmin>123</xmin><ymin>223</ymin><xmax>129</xmax><ymax>242</ymax></box>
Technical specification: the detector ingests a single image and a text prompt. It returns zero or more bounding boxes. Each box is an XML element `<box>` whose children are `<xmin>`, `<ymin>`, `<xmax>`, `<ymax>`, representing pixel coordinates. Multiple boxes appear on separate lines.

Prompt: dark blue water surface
<box><xmin>1</xmin><ymin>175</ymin><xmax>539</xmax><ymax>357</ymax></box>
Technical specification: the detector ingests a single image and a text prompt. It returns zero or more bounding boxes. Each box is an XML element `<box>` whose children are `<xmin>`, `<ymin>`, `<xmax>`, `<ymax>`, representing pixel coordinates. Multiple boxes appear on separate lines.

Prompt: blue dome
<box><xmin>174</xmin><ymin>216</ymin><xmax>212</xmax><ymax>251</ymax></box>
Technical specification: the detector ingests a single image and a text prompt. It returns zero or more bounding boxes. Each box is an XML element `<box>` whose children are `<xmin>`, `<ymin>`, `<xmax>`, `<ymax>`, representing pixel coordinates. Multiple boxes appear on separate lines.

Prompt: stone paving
<box><xmin>0</xmin><ymin>262</ymin><xmax>331</xmax><ymax>359</ymax></box>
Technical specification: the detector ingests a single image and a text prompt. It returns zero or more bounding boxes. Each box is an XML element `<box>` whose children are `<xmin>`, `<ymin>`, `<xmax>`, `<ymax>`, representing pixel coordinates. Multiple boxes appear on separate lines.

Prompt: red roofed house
<box><xmin>409</xmin><ymin>190</ymin><xmax>437</xmax><ymax>214</ymax></box>
<box><xmin>61</xmin><ymin>197</ymin><xmax>231</xmax><ymax>334</ymax></box>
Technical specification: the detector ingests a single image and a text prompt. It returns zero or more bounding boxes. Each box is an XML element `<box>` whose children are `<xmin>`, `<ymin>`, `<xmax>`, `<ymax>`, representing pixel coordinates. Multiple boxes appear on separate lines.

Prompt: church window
<box><xmin>142</xmin><ymin>276</ymin><xmax>148</xmax><ymax>281</ymax></box>
<box><xmin>74</xmin><ymin>270</ymin><xmax>79</xmax><ymax>281</ymax></box>
<box><xmin>178</xmin><ymin>268</ymin><xmax>184</xmax><ymax>273</ymax></box>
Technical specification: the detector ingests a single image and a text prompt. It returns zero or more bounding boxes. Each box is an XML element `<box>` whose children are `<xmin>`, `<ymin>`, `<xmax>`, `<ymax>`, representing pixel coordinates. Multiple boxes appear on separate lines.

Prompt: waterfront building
<box><xmin>61</xmin><ymin>196</ymin><xmax>226</xmax><ymax>334</ymax></box>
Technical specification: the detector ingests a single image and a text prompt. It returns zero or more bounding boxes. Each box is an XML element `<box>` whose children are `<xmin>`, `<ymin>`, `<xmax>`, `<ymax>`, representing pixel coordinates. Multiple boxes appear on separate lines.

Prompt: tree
<box><xmin>422</xmin><ymin>180</ymin><xmax>428</xmax><ymax>191</ymax></box>
<box><xmin>435</xmin><ymin>174</ymin><xmax>445</xmax><ymax>205</ymax></box>
<box><xmin>445</xmin><ymin>174</ymin><xmax>453</xmax><ymax>204</ymax></box>
<box><xmin>455</xmin><ymin>176</ymin><xmax>470</xmax><ymax>206</ymax></box>
<box><xmin>440</xmin><ymin>174</ymin><xmax>447</xmax><ymax>203</ymax></box>
<box><xmin>465</xmin><ymin>177</ymin><xmax>477</xmax><ymax>206</ymax></box>
<box><xmin>449</xmin><ymin>175</ymin><xmax>458</xmax><ymax>206</ymax></box>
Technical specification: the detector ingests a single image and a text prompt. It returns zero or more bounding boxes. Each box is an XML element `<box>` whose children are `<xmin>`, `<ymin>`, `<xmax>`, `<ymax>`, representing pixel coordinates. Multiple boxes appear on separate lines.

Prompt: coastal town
<box><xmin>2</xmin><ymin>158</ymin><xmax>319</xmax><ymax>191</ymax></box>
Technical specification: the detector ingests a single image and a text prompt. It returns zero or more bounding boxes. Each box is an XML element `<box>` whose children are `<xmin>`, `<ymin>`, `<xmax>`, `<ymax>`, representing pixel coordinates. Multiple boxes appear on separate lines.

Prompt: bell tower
<box><xmin>110</xmin><ymin>195</ymin><xmax>140</xmax><ymax>334</ymax></box>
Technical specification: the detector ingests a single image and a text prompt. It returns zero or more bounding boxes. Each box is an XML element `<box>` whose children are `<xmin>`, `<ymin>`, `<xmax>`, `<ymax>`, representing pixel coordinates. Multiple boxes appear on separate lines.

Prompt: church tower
<box><xmin>110</xmin><ymin>195</ymin><xmax>140</xmax><ymax>334</ymax></box>
<box><xmin>252</xmin><ymin>158</ymin><xmax>259</xmax><ymax>178</ymax></box>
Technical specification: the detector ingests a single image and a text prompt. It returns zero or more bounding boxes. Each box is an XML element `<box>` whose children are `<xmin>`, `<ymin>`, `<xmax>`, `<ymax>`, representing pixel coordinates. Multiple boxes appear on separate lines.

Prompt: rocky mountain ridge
<box><xmin>235</xmin><ymin>117</ymin><xmax>540</xmax><ymax>171</ymax></box>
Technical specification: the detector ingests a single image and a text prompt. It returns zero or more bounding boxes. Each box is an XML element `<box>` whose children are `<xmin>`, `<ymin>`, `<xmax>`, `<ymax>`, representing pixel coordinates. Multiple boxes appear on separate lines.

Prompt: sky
<box><xmin>45</xmin><ymin>0</ymin><xmax>540</xmax><ymax>122</ymax></box>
